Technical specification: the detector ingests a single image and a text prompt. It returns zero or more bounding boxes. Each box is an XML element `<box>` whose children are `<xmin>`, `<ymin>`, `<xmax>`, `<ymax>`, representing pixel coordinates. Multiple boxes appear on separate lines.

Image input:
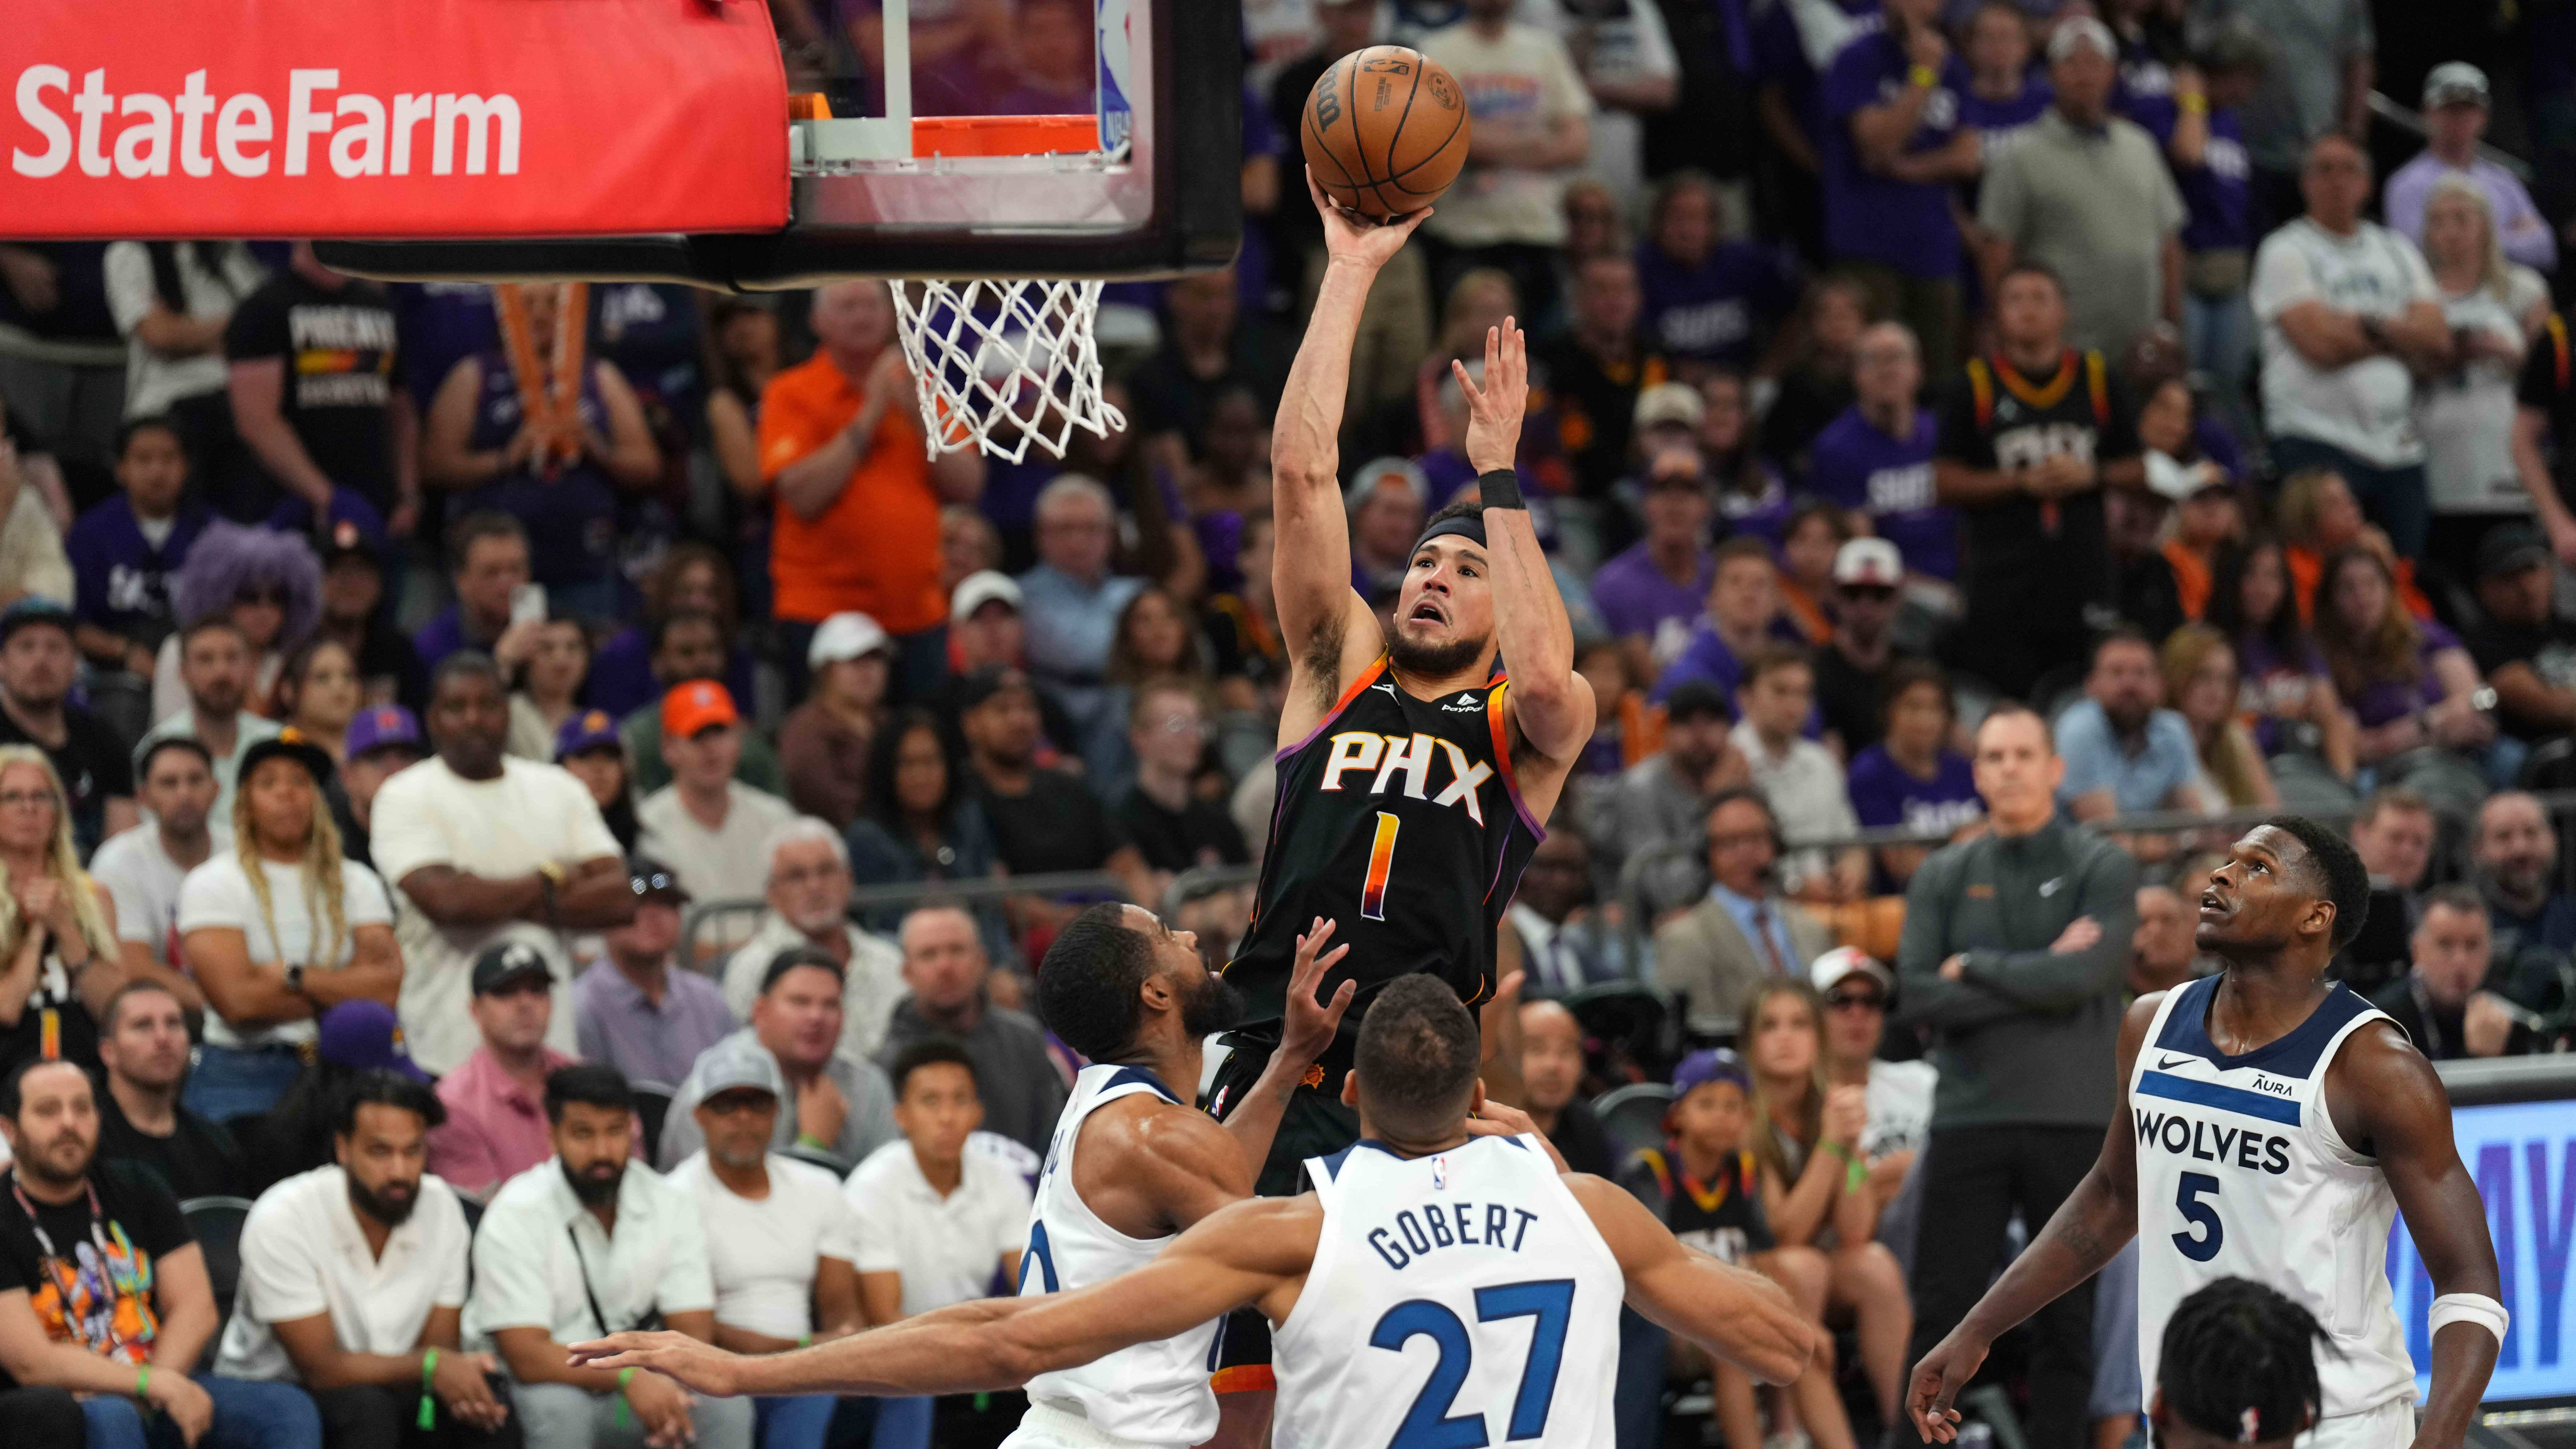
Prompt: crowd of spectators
<box><xmin>0</xmin><ymin>0</ymin><xmax>2572</xmax><ymax>1445</ymax></box>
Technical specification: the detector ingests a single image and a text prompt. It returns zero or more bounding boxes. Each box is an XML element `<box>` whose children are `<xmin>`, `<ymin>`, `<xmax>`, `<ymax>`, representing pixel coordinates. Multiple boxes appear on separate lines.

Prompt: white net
<box><xmin>888</xmin><ymin>277</ymin><xmax>1125</xmax><ymax>462</ymax></box>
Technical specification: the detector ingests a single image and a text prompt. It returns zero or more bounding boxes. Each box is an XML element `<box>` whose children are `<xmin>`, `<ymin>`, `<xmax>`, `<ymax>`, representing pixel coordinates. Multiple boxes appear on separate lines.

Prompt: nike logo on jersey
<box><xmin>1319</xmin><ymin>731</ymin><xmax>1496</xmax><ymax>825</ymax></box>
<box><xmin>2157</xmin><ymin>1053</ymin><xmax>2193</xmax><ymax>1069</ymax></box>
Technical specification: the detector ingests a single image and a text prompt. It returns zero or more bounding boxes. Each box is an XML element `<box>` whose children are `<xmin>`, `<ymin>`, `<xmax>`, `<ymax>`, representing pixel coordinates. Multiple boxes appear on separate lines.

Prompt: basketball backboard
<box><xmin>318</xmin><ymin>0</ymin><xmax>1241</xmax><ymax>289</ymax></box>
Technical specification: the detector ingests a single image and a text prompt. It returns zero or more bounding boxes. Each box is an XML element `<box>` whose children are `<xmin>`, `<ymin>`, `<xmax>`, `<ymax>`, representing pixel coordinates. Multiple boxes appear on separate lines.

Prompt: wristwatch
<box><xmin>284</xmin><ymin>964</ymin><xmax>307</xmax><ymax>998</ymax></box>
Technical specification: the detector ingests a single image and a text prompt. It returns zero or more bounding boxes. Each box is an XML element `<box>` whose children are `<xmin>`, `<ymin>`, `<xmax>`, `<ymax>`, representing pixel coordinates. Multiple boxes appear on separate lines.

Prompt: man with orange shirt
<box><xmin>758</xmin><ymin>282</ymin><xmax>984</xmax><ymax>699</ymax></box>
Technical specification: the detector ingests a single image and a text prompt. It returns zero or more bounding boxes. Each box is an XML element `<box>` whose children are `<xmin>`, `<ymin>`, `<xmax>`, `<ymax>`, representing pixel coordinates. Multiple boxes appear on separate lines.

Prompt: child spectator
<box><xmin>1620</xmin><ymin>1048</ymin><xmax>1852</xmax><ymax>1449</ymax></box>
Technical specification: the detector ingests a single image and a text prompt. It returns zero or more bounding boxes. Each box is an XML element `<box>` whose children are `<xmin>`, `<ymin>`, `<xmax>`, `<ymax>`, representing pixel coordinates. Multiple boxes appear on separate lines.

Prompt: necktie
<box><xmin>1751</xmin><ymin>902</ymin><xmax>1791</xmax><ymax>976</ymax></box>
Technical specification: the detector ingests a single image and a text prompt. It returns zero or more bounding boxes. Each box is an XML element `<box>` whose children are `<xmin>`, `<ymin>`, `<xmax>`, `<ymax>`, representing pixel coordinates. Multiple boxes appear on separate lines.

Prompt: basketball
<box><xmin>1301</xmin><ymin>46</ymin><xmax>1472</xmax><ymax>221</ymax></box>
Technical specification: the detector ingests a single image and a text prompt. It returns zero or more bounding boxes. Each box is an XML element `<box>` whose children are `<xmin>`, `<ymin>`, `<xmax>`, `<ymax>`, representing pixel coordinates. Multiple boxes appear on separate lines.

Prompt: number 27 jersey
<box><xmin>1272</xmin><ymin>1134</ymin><xmax>1623</xmax><ymax>1449</ymax></box>
<box><xmin>1227</xmin><ymin>657</ymin><xmax>1544</xmax><ymax>1038</ymax></box>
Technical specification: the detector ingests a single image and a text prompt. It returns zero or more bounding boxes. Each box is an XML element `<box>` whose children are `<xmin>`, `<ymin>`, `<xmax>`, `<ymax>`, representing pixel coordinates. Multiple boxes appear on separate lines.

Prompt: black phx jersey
<box><xmin>1226</xmin><ymin>656</ymin><xmax>1544</xmax><ymax>1058</ymax></box>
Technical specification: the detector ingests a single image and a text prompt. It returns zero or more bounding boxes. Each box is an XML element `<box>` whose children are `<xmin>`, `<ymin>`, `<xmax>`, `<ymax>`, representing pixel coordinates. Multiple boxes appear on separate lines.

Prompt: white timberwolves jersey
<box><xmin>1017</xmin><ymin>1064</ymin><xmax>1221</xmax><ymax>1449</ymax></box>
<box><xmin>1272</xmin><ymin>1135</ymin><xmax>1623</xmax><ymax>1449</ymax></box>
<box><xmin>2132</xmin><ymin>976</ymin><xmax>2417</xmax><ymax>1419</ymax></box>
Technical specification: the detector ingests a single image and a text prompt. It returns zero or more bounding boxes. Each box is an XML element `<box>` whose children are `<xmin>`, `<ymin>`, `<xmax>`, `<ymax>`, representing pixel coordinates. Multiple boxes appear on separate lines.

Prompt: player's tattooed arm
<box><xmin>2336</xmin><ymin>1025</ymin><xmax>2502</xmax><ymax>1449</ymax></box>
<box><xmin>1272</xmin><ymin>169</ymin><xmax>1423</xmax><ymax>743</ymax></box>
<box><xmin>1908</xmin><ymin>994</ymin><xmax>2155</xmax><ymax>1443</ymax></box>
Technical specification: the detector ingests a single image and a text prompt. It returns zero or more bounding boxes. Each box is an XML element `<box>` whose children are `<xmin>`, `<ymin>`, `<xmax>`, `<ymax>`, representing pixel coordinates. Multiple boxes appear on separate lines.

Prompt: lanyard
<box><xmin>10</xmin><ymin>1170</ymin><xmax>151</xmax><ymax>1354</ymax></box>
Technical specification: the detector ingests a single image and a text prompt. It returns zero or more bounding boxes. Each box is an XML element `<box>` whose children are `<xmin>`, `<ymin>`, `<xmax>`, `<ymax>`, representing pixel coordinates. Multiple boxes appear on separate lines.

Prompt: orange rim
<box><xmin>911</xmin><ymin>114</ymin><xmax>1101</xmax><ymax>157</ymax></box>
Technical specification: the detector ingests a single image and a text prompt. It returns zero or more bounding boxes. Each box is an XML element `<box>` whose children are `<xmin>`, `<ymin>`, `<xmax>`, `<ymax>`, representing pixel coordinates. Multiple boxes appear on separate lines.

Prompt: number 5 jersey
<box><xmin>1225</xmin><ymin>657</ymin><xmax>1543</xmax><ymax>1058</ymax></box>
<box><xmin>2130</xmin><ymin>974</ymin><xmax>2417</xmax><ymax>1421</ymax></box>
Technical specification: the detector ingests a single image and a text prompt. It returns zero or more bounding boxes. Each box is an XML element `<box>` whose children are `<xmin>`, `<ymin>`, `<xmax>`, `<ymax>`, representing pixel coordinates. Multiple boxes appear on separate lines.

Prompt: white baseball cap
<box><xmin>2423</xmin><ymin>62</ymin><xmax>2489</xmax><ymax>110</ymax></box>
<box><xmin>1810</xmin><ymin>947</ymin><xmax>1894</xmax><ymax>995</ymax></box>
<box><xmin>2047</xmin><ymin>15</ymin><xmax>2116</xmax><ymax>63</ymax></box>
<box><xmin>807</xmin><ymin>611</ymin><xmax>893</xmax><ymax>669</ymax></box>
<box><xmin>1833</xmin><ymin>537</ymin><xmax>1905</xmax><ymax>588</ymax></box>
<box><xmin>950</xmin><ymin>570</ymin><xmax>1024</xmax><ymax>625</ymax></box>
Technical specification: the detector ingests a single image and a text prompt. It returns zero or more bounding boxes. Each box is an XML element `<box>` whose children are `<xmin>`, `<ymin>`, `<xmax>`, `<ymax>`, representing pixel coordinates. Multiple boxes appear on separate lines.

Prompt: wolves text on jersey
<box><xmin>1318</xmin><ymin>730</ymin><xmax>1496</xmax><ymax>826</ymax></box>
<box><xmin>2134</xmin><ymin>1105</ymin><xmax>2292</xmax><ymax>1175</ymax></box>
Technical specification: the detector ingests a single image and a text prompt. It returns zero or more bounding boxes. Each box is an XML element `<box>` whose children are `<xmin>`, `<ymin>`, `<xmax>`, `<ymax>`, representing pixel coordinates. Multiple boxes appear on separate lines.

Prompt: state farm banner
<box><xmin>4</xmin><ymin>0</ymin><xmax>789</xmax><ymax>238</ymax></box>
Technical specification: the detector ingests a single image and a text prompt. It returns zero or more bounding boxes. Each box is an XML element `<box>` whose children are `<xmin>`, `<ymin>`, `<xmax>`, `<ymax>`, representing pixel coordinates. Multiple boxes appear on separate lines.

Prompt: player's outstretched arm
<box><xmin>2340</xmin><ymin>1026</ymin><xmax>2502</xmax><ymax>1449</ymax></box>
<box><xmin>570</xmin><ymin>1196</ymin><xmax>1320</xmax><ymax>1399</ymax></box>
<box><xmin>1455</xmin><ymin>326</ymin><xmax>1595</xmax><ymax>765</ymax></box>
<box><xmin>1218</xmin><ymin>917</ymin><xmax>1356</xmax><ymax>1184</ymax></box>
<box><xmin>1564</xmin><ymin>1173</ymin><xmax>1815</xmax><ymax>1386</ymax></box>
<box><xmin>1275</xmin><ymin>171</ymin><xmax>1427</xmax><ymax>732</ymax></box>
<box><xmin>1907</xmin><ymin>993</ymin><xmax>2155</xmax><ymax>1443</ymax></box>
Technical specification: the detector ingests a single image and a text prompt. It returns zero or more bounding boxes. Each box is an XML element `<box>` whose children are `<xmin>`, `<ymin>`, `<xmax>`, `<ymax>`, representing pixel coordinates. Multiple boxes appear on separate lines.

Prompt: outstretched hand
<box><xmin>1280</xmin><ymin>916</ymin><xmax>1358</xmax><ymax>1069</ymax></box>
<box><xmin>1308</xmin><ymin>167</ymin><xmax>1430</xmax><ymax>272</ymax></box>
<box><xmin>1453</xmin><ymin>319</ymin><xmax>1530</xmax><ymax>475</ymax></box>
<box><xmin>568</xmin><ymin>1332</ymin><xmax>751</xmax><ymax>1399</ymax></box>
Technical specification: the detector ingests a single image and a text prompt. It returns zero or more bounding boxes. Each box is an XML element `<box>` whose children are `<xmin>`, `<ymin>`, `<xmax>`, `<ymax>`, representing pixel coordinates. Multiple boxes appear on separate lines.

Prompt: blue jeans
<box><xmin>83</xmin><ymin>1374</ymin><xmax>322</xmax><ymax>1449</ymax></box>
<box><xmin>2182</xmin><ymin>283</ymin><xmax>2258</xmax><ymax>437</ymax></box>
<box><xmin>183</xmin><ymin>1044</ymin><xmax>305</xmax><ymax>1123</ymax></box>
<box><xmin>2267</xmin><ymin>434</ymin><xmax>2433</xmax><ymax>562</ymax></box>
<box><xmin>756</xmin><ymin>1394</ymin><xmax>839</xmax><ymax>1449</ymax></box>
<box><xmin>870</xmin><ymin>1395</ymin><xmax>932</xmax><ymax>1449</ymax></box>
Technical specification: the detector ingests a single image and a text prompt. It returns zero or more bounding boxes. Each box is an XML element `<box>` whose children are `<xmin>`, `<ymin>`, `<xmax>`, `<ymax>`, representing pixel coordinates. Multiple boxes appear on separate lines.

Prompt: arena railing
<box><xmin>679</xmin><ymin>870</ymin><xmax>1134</xmax><ymax>971</ymax></box>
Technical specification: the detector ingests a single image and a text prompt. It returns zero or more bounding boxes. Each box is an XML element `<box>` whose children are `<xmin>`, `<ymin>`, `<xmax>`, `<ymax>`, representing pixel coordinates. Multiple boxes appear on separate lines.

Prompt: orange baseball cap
<box><xmin>661</xmin><ymin>680</ymin><xmax>740</xmax><ymax>740</ymax></box>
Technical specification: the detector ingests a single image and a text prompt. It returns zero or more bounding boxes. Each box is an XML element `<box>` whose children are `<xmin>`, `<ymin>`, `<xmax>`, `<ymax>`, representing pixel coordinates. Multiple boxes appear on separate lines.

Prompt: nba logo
<box><xmin>1097</xmin><ymin>0</ymin><xmax>1134</xmax><ymax>158</ymax></box>
<box><xmin>1431</xmin><ymin>1156</ymin><xmax>1449</xmax><ymax>1191</ymax></box>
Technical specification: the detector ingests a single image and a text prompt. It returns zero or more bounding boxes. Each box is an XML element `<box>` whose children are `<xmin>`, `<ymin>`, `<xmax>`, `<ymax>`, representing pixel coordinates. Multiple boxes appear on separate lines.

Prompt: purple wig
<box><xmin>169</xmin><ymin>521</ymin><xmax>323</xmax><ymax>652</ymax></box>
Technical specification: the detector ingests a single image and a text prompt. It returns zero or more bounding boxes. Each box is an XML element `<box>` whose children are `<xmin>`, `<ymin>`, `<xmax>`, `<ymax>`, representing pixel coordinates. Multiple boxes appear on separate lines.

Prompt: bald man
<box><xmin>1519</xmin><ymin>1000</ymin><xmax>1614</xmax><ymax>1175</ymax></box>
<box><xmin>757</xmin><ymin>280</ymin><xmax>987</xmax><ymax>698</ymax></box>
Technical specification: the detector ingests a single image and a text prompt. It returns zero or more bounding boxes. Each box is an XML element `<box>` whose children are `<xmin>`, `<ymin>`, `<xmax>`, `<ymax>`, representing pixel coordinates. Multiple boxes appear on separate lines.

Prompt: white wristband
<box><xmin>2427</xmin><ymin>1292</ymin><xmax>2509</xmax><ymax>1348</ymax></box>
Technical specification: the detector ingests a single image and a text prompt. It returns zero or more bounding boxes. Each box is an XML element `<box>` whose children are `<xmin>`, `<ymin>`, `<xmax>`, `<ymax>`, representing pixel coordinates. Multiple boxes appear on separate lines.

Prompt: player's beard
<box><xmin>1388</xmin><ymin>626</ymin><xmax>1489</xmax><ymax>680</ymax></box>
<box><xmin>1178</xmin><ymin>970</ymin><xmax>1249</xmax><ymax>1038</ymax></box>
<box><xmin>347</xmin><ymin>1173</ymin><xmax>420</xmax><ymax>1228</ymax></box>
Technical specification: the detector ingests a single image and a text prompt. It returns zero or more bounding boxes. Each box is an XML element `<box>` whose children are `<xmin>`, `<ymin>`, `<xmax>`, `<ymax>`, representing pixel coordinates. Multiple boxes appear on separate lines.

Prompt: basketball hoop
<box><xmin>890</xmin><ymin>276</ymin><xmax>1124</xmax><ymax>462</ymax></box>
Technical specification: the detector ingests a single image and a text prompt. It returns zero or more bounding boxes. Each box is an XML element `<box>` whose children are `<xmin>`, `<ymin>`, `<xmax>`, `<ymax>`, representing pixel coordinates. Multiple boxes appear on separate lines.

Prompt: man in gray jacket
<box><xmin>1893</xmin><ymin>701</ymin><xmax>2136</xmax><ymax>1449</ymax></box>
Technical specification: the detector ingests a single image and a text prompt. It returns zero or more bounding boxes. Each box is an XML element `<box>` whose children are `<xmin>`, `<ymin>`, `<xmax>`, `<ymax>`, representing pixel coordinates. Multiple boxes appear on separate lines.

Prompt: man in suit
<box><xmin>1507</xmin><ymin>830</ymin><xmax>1625</xmax><ymax>996</ymax></box>
<box><xmin>1652</xmin><ymin>789</ymin><xmax>1834</xmax><ymax>1032</ymax></box>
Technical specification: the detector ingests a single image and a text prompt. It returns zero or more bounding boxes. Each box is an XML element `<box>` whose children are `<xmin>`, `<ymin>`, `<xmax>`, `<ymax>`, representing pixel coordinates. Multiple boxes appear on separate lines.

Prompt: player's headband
<box><xmin>1411</xmin><ymin>515</ymin><xmax>1487</xmax><ymax>556</ymax></box>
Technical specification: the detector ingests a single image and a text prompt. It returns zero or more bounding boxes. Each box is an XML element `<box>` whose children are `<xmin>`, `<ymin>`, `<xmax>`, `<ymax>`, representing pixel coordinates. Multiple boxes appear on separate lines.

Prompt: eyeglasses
<box><xmin>0</xmin><ymin>789</ymin><xmax>54</xmax><ymax>811</ymax></box>
<box><xmin>1145</xmin><ymin>715</ymin><xmax>1204</xmax><ymax>735</ymax></box>
<box><xmin>629</xmin><ymin>872</ymin><xmax>680</xmax><ymax>897</ymax></box>
<box><xmin>1824</xmin><ymin>989</ymin><xmax>1887</xmax><ymax>1012</ymax></box>
<box><xmin>700</xmin><ymin>1093</ymin><xmax>775</xmax><ymax>1116</ymax></box>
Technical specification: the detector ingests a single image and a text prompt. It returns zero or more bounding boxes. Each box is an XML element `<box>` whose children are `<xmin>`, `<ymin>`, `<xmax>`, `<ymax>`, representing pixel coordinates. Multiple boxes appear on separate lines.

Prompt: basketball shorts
<box><xmin>1205</xmin><ymin>1039</ymin><xmax>1362</xmax><ymax>1391</ymax></box>
<box><xmin>2293</xmin><ymin>1398</ymin><xmax>2415</xmax><ymax>1449</ymax></box>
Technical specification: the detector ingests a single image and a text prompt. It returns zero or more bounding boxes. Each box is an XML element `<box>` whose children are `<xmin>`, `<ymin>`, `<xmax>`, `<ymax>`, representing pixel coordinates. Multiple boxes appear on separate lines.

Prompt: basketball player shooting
<box><xmin>1906</xmin><ymin>818</ymin><xmax>2503</xmax><ymax>1449</ymax></box>
<box><xmin>1205</xmin><ymin>171</ymin><xmax>1597</xmax><ymax>1193</ymax></box>
<box><xmin>569</xmin><ymin>977</ymin><xmax>1819</xmax><ymax>1449</ymax></box>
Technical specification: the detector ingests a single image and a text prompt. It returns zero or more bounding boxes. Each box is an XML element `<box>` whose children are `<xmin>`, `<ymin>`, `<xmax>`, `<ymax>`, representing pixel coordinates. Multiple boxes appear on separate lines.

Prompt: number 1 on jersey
<box><xmin>1363</xmin><ymin>812</ymin><xmax>1401</xmax><ymax>921</ymax></box>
